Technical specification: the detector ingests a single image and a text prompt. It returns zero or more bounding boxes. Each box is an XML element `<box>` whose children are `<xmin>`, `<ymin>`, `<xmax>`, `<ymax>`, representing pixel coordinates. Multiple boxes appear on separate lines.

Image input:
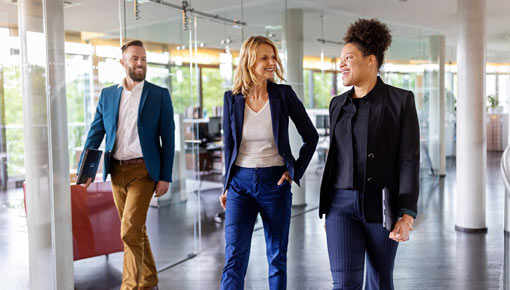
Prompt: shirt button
<box><xmin>367</xmin><ymin>177</ymin><xmax>373</xmax><ymax>182</ymax></box>
<box><xmin>368</xmin><ymin>153</ymin><xmax>375</xmax><ymax>159</ymax></box>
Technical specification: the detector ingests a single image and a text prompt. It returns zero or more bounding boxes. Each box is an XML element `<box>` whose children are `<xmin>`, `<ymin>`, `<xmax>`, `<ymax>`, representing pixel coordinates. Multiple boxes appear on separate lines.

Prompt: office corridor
<box><xmin>152</xmin><ymin>155</ymin><xmax>504</xmax><ymax>290</ymax></box>
<box><xmin>1</xmin><ymin>153</ymin><xmax>505</xmax><ymax>289</ymax></box>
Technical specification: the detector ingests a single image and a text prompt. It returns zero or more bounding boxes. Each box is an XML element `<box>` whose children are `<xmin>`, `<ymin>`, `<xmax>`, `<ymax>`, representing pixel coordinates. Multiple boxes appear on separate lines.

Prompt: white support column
<box><xmin>429</xmin><ymin>35</ymin><xmax>447</xmax><ymax>177</ymax></box>
<box><xmin>283</xmin><ymin>8</ymin><xmax>306</xmax><ymax>206</ymax></box>
<box><xmin>18</xmin><ymin>0</ymin><xmax>74</xmax><ymax>289</ymax></box>
<box><xmin>456</xmin><ymin>0</ymin><xmax>487</xmax><ymax>232</ymax></box>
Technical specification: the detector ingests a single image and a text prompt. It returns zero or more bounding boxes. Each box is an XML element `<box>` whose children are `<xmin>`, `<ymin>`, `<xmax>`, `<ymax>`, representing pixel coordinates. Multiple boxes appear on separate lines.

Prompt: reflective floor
<box><xmin>0</xmin><ymin>153</ymin><xmax>506</xmax><ymax>289</ymax></box>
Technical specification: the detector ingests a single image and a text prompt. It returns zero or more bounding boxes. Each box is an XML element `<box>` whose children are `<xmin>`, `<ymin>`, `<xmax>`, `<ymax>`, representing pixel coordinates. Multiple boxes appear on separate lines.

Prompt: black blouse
<box><xmin>331</xmin><ymin>77</ymin><xmax>383</xmax><ymax>192</ymax></box>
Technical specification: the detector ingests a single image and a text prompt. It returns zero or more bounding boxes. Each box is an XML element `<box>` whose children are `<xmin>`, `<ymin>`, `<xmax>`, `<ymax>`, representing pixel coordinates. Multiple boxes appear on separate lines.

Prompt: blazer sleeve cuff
<box><xmin>399</xmin><ymin>208</ymin><xmax>417</xmax><ymax>219</ymax></box>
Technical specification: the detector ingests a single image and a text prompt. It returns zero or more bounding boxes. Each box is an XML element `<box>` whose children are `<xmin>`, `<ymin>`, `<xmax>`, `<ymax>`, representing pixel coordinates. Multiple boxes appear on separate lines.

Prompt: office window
<box><xmin>486</xmin><ymin>74</ymin><xmax>497</xmax><ymax>107</ymax></box>
<box><xmin>499</xmin><ymin>75</ymin><xmax>510</xmax><ymax>112</ymax></box>
<box><xmin>2</xmin><ymin>65</ymin><xmax>24</xmax><ymax>178</ymax></box>
<box><xmin>303</xmin><ymin>69</ymin><xmax>311</xmax><ymax>108</ymax></box>
<box><xmin>170</xmin><ymin>65</ymin><xmax>196</xmax><ymax>116</ymax></box>
<box><xmin>65</xmin><ymin>53</ymin><xmax>90</xmax><ymax>171</ymax></box>
<box><xmin>147</xmin><ymin>63</ymin><xmax>170</xmax><ymax>90</ymax></box>
<box><xmin>202</xmin><ymin>67</ymin><xmax>224</xmax><ymax>117</ymax></box>
<box><xmin>313</xmin><ymin>71</ymin><xmax>334</xmax><ymax>109</ymax></box>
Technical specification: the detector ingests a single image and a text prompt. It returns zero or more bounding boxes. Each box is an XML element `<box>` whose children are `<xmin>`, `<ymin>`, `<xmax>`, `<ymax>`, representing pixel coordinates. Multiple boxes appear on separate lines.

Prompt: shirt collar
<box><xmin>347</xmin><ymin>75</ymin><xmax>384</xmax><ymax>103</ymax></box>
<box><xmin>118</xmin><ymin>79</ymin><xmax>145</xmax><ymax>92</ymax></box>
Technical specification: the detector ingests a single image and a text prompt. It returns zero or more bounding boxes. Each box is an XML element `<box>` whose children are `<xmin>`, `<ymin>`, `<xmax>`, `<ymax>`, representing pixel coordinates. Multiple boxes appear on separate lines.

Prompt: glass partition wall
<box><xmin>116</xmin><ymin>1</ymin><xmax>445</xmax><ymax>274</ymax></box>
<box><xmin>121</xmin><ymin>0</ymin><xmax>203</xmax><ymax>270</ymax></box>
<box><xmin>1</xmin><ymin>0</ymin><xmax>450</xmax><ymax>288</ymax></box>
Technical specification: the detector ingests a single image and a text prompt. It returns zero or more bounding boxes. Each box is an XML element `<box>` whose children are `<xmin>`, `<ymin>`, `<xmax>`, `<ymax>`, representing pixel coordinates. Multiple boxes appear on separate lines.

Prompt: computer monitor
<box><xmin>316</xmin><ymin>115</ymin><xmax>329</xmax><ymax>129</ymax></box>
<box><xmin>208</xmin><ymin>116</ymin><xmax>222</xmax><ymax>138</ymax></box>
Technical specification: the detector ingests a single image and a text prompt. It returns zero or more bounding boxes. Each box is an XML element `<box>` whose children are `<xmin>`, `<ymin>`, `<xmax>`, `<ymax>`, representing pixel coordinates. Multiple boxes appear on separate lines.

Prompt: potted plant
<box><xmin>487</xmin><ymin>95</ymin><xmax>501</xmax><ymax>113</ymax></box>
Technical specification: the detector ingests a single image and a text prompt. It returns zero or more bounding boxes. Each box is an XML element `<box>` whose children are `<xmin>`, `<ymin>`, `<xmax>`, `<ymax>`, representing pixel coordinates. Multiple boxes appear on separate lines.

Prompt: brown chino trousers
<box><xmin>111</xmin><ymin>160</ymin><xmax>158</xmax><ymax>290</ymax></box>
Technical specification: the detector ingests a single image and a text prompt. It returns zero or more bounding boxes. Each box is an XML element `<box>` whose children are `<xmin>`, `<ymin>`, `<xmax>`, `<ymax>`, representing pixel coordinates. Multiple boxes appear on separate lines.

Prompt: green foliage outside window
<box><xmin>3</xmin><ymin>66</ymin><xmax>24</xmax><ymax>177</ymax></box>
<box><xmin>170</xmin><ymin>66</ymin><xmax>197</xmax><ymax>115</ymax></box>
<box><xmin>303</xmin><ymin>70</ymin><xmax>334</xmax><ymax>109</ymax></box>
<box><xmin>303</xmin><ymin>70</ymin><xmax>311</xmax><ymax>108</ymax></box>
<box><xmin>202</xmin><ymin>67</ymin><xmax>224</xmax><ymax>117</ymax></box>
<box><xmin>66</xmin><ymin>74</ymin><xmax>87</xmax><ymax>171</ymax></box>
<box><xmin>313</xmin><ymin>71</ymin><xmax>334</xmax><ymax>109</ymax></box>
<box><xmin>383</xmin><ymin>72</ymin><xmax>417</xmax><ymax>91</ymax></box>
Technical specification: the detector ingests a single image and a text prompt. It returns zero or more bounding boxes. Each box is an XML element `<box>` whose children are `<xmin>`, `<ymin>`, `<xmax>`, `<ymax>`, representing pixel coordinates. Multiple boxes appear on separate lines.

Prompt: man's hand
<box><xmin>154</xmin><ymin>181</ymin><xmax>170</xmax><ymax>197</ymax></box>
<box><xmin>79</xmin><ymin>177</ymin><xmax>93</xmax><ymax>189</ymax></box>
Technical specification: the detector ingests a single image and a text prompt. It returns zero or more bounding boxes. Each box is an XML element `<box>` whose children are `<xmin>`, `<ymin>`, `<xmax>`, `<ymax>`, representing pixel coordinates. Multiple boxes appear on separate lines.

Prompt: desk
<box><xmin>185</xmin><ymin>139</ymin><xmax>223</xmax><ymax>172</ymax></box>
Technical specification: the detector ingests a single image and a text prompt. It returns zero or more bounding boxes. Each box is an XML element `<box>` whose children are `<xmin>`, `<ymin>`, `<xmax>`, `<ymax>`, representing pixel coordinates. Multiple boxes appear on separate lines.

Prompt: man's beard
<box><xmin>129</xmin><ymin>66</ymin><xmax>146</xmax><ymax>82</ymax></box>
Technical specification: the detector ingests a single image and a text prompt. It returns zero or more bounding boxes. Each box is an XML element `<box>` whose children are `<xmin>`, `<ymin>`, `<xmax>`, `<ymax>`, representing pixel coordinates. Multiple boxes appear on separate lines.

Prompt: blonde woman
<box><xmin>219</xmin><ymin>36</ymin><xmax>318</xmax><ymax>290</ymax></box>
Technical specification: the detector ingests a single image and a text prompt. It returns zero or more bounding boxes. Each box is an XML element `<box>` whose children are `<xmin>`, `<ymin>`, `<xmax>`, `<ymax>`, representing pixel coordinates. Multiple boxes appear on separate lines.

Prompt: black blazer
<box><xmin>319</xmin><ymin>79</ymin><xmax>420</xmax><ymax>223</ymax></box>
<box><xmin>223</xmin><ymin>81</ymin><xmax>319</xmax><ymax>191</ymax></box>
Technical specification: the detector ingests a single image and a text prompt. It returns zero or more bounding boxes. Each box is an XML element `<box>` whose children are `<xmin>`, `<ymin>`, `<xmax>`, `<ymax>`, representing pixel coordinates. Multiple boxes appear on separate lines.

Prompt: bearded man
<box><xmin>79</xmin><ymin>40</ymin><xmax>175</xmax><ymax>290</ymax></box>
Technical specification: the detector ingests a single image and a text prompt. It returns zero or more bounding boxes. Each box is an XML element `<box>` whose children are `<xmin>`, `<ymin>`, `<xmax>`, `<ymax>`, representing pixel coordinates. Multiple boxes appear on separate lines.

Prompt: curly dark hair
<box><xmin>343</xmin><ymin>18</ymin><xmax>392</xmax><ymax>70</ymax></box>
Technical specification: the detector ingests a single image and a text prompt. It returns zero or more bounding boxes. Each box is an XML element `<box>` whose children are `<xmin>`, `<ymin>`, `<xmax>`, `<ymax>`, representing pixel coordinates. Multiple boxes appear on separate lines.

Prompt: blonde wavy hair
<box><xmin>232</xmin><ymin>36</ymin><xmax>285</xmax><ymax>96</ymax></box>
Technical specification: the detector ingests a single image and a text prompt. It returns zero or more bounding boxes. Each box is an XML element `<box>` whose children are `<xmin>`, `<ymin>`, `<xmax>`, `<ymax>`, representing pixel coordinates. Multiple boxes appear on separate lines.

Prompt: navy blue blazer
<box><xmin>222</xmin><ymin>81</ymin><xmax>319</xmax><ymax>191</ymax></box>
<box><xmin>79</xmin><ymin>81</ymin><xmax>175</xmax><ymax>182</ymax></box>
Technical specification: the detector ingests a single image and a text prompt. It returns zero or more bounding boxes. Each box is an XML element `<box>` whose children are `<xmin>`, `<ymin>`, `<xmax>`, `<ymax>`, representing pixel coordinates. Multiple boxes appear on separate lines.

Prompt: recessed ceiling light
<box><xmin>264</xmin><ymin>25</ymin><xmax>282</xmax><ymax>30</ymax></box>
<box><xmin>2</xmin><ymin>0</ymin><xmax>82</xmax><ymax>8</ymax></box>
<box><xmin>63</xmin><ymin>1</ymin><xmax>82</xmax><ymax>8</ymax></box>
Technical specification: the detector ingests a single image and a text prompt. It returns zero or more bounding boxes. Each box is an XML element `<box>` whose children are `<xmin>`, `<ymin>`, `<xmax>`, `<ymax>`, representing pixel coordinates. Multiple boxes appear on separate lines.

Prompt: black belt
<box><xmin>114</xmin><ymin>157</ymin><xmax>144</xmax><ymax>165</ymax></box>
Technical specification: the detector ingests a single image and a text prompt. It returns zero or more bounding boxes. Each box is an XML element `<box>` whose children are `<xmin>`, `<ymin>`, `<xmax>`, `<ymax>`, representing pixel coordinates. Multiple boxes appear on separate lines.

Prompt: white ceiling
<box><xmin>1</xmin><ymin>0</ymin><xmax>509</xmax><ymax>62</ymax></box>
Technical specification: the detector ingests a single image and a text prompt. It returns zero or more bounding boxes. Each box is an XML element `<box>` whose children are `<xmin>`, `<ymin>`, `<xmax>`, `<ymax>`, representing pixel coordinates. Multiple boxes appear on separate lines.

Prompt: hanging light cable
<box><xmin>320</xmin><ymin>11</ymin><xmax>326</xmax><ymax>107</ymax></box>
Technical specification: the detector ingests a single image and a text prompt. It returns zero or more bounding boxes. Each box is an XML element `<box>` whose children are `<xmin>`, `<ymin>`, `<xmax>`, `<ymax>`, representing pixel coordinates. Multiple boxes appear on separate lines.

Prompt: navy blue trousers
<box><xmin>221</xmin><ymin>166</ymin><xmax>292</xmax><ymax>290</ymax></box>
<box><xmin>325</xmin><ymin>189</ymin><xmax>398</xmax><ymax>290</ymax></box>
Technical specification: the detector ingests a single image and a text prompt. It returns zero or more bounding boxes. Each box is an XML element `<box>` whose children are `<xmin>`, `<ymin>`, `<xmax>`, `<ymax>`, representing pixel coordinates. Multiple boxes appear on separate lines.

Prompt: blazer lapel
<box><xmin>233</xmin><ymin>93</ymin><xmax>245</xmax><ymax>146</ymax></box>
<box><xmin>267</xmin><ymin>82</ymin><xmax>281</xmax><ymax>148</ymax></box>
<box><xmin>138</xmin><ymin>81</ymin><xmax>150</xmax><ymax>118</ymax></box>
<box><xmin>329</xmin><ymin>93</ymin><xmax>348</xmax><ymax>137</ymax></box>
<box><xmin>113</xmin><ymin>86</ymin><xmax>123</xmax><ymax>130</ymax></box>
<box><xmin>367</xmin><ymin>82</ymin><xmax>388</xmax><ymax>148</ymax></box>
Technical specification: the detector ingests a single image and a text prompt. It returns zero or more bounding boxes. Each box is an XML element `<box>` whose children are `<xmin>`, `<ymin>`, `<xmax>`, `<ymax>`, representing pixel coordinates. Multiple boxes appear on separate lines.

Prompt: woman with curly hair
<box><xmin>319</xmin><ymin>19</ymin><xmax>420</xmax><ymax>289</ymax></box>
<box><xmin>220</xmin><ymin>36</ymin><xmax>318</xmax><ymax>290</ymax></box>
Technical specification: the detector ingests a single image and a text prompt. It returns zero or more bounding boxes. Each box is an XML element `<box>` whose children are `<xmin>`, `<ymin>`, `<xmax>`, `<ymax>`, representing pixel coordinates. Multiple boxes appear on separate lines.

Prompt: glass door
<box><xmin>121</xmin><ymin>0</ymin><xmax>201</xmax><ymax>269</ymax></box>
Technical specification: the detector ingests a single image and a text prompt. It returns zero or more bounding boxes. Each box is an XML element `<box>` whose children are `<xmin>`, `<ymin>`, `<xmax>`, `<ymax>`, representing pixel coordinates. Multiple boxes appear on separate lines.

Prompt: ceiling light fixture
<box><xmin>220</xmin><ymin>37</ymin><xmax>232</xmax><ymax>46</ymax></box>
<box><xmin>317</xmin><ymin>38</ymin><xmax>343</xmax><ymax>45</ymax></box>
<box><xmin>146</xmin><ymin>0</ymin><xmax>246</xmax><ymax>30</ymax></box>
<box><xmin>2</xmin><ymin>0</ymin><xmax>82</xmax><ymax>8</ymax></box>
<box><xmin>264</xmin><ymin>25</ymin><xmax>282</xmax><ymax>30</ymax></box>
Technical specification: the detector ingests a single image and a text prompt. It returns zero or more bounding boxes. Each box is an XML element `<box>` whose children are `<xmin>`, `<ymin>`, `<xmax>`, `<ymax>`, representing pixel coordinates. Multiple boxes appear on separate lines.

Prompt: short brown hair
<box><xmin>121</xmin><ymin>40</ymin><xmax>144</xmax><ymax>53</ymax></box>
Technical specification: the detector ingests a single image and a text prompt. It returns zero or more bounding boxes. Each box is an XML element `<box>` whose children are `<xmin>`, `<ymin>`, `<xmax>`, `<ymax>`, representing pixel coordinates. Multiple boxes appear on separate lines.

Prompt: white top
<box><xmin>113</xmin><ymin>79</ymin><xmax>144</xmax><ymax>160</ymax></box>
<box><xmin>235</xmin><ymin>100</ymin><xmax>285</xmax><ymax>168</ymax></box>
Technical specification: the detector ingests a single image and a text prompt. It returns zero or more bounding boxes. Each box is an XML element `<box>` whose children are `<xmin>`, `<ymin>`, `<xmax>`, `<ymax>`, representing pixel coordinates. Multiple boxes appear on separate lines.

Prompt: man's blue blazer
<box><xmin>79</xmin><ymin>81</ymin><xmax>175</xmax><ymax>182</ymax></box>
<box><xmin>223</xmin><ymin>81</ymin><xmax>319</xmax><ymax>191</ymax></box>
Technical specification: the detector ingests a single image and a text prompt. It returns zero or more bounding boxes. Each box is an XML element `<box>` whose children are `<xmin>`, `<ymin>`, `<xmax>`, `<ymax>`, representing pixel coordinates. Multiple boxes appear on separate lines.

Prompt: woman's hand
<box><xmin>219</xmin><ymin>190</ymin><xmax>228</xmax><ymax>210</ymax></box>
<box><xmin>277</xmin><ymin>171</ymin><xmax>293</xmax><ymax>186</ymax></box>
<box><xmin>389</xmin><ymin>214</ymin><xmax>414</xmax><ymax>242</ymax></box>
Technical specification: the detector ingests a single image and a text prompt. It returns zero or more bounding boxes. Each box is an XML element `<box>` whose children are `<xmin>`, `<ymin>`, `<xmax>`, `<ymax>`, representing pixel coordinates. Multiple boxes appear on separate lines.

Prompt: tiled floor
<box><xmin>1</xmin><ymin>154</ymin><xmax>506</xmax><ymax>289</ymax></box>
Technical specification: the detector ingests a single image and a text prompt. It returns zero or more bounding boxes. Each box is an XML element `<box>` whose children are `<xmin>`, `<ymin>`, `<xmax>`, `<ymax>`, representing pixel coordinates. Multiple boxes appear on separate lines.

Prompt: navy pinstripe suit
<box><xmin>320</xmin><ymin>77</ymin><xmax>420</xmax><ymax>289</ymax></box>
